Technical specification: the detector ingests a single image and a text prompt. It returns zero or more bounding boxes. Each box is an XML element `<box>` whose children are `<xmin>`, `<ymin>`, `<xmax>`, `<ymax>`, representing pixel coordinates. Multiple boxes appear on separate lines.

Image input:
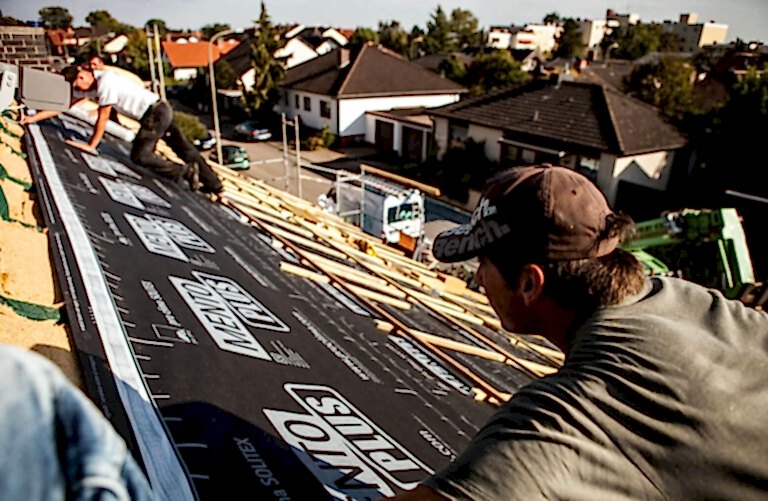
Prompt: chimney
<box><xmin>532</xmin><ymin>110</ymin><xmax>540</xmax><ymax>121</ymax></box>
<box><xmin>338</xmin><ymin>47</ymin><xmax>350</xmax><ymax>68</ymax></box>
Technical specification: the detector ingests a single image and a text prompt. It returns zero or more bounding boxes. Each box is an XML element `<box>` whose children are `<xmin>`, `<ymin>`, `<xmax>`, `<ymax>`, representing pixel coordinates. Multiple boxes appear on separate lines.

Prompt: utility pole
<box><xmin>280</xmin><ymin>113</ymin><xmax>302</xmax><ymax>198</ymax></box>
<box><xmin>145</xmin><ymin>28</ymin><xmax>157</xmax><ymax>94</ymax></box>
<box><xmin>153</xmin><ymin>25</ymin><xmax>166</xmax><ymax>100</ymax></box>
<box><xmin>281</xmin><ymin>112</ymin><xmax>289</xmax><ymax>191</ymax></box>
<box><xmin>294</xmin><ymin>118</ymin><xmax>302</xmax><ymax>199</ymax></box>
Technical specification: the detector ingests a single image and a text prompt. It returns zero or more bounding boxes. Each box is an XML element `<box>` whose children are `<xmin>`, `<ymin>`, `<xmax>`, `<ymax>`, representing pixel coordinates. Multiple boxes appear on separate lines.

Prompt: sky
<box><xmin>3</xmin><ymin>0</ymin><xmax>767</xmax><ymax>43</ymax></box>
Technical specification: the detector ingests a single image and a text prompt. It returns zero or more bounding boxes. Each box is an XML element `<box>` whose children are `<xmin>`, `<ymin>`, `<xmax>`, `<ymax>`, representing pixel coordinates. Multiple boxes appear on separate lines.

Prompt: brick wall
<box><xmin>0</xmin><ymin>26</ymin><xmax>66</xmax><ymax>71</ymax></box>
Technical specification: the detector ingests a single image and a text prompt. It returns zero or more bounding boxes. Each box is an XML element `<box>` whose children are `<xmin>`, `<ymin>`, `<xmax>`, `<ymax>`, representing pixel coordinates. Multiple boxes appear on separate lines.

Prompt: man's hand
<box><xmin>65</xmin><ymin>139</ymin><xmax>97</xmax><ymax>155</ymax></box>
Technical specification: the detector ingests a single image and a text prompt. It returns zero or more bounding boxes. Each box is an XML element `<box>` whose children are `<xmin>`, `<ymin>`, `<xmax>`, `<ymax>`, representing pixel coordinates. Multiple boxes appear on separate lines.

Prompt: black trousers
<box><xmin>130</xmin><ymin>101</ymin><xmax>222</xmax><ymax>193</ymax></box>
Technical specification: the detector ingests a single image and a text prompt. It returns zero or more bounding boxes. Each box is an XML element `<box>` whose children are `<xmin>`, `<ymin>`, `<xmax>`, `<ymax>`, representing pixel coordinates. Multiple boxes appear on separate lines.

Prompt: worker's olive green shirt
<box><xmin>425</xmin><ymin>277</ymin><xmax>768</xmax><ymax>500</ymax></box>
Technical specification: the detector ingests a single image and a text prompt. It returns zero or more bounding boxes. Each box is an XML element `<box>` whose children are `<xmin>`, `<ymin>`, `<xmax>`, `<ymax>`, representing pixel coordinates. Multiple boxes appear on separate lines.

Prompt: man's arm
<box><xmin>20</xmin><ymin>97</ymin><xmax>85</xmax><ymax>125</ymax></box>
<box><xmin>20</xmin><ymin>109</ymin><xmax>62</xmax><ymax>125</ymax></box>
<box><xmin>387</xmin><ymin>485</ymin><xmax>448</xmax><ymax>500</ymax></box>
<box><xmin>65</xmin><ymin>104</ymin><xmax>111</xmax><ymax>154</ymax></box>
<box><xmin>87</xmin><ymin>104</ymin><xmax>112</xmax><ymax>149</ymax></box>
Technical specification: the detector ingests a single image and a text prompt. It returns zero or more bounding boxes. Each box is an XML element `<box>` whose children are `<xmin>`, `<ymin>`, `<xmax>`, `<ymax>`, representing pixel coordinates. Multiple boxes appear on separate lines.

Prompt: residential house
<box><xmin>276</xmin><ymin>43</ymin><xmax>466</xmax><ymax>155</ymax></box>
<box><xmin>510</xmin><ymin>49</ymin><xmax>541</xmax><ymax>72</ymax></box>
<box><xmin>428</xmin><ymin>79</ymin><xmax>687</xmax><ymax>206</ymax></box>
<box><xmin>662</xmin><ymin>13</ymin><xmax>728</xmax><ymax>52</ymax></box>
<box><xmin>486</xmin><ymin>26</ymin><xmax>513</xmax><ymax>49</ymax></box>
<box><xmin>223</xmin><ymin>26</ymin><xmax>348</xmax><ymax>93</ymax></box>
<box><xmin>514</xmin><ymin>24</ymin><xmax>562</xmax><ymax>54</ymax></box>
<box><xmin>292</xmin><ymin>26</ymin><xmax>349</xmax><ymax>55</ymax></box>
<box><xmin>162</xmin><ymin>39</ymin><xmax>239</xmax><ymax>81</ymax></box>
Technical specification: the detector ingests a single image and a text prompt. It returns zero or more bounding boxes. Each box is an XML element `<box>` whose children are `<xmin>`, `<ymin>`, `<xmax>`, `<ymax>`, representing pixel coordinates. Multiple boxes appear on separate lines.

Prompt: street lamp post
<box><xmin>208</xmin><ymin>29</ymin><xmax>241</xmax><ymax>166</ymax></box>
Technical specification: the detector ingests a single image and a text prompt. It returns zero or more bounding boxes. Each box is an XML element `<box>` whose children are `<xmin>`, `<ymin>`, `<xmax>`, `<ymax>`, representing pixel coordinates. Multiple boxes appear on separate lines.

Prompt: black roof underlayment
<box><xmin>24</xmin><ymin>114</ymin><xmax>556</xmax><ymax>500</ymax></box>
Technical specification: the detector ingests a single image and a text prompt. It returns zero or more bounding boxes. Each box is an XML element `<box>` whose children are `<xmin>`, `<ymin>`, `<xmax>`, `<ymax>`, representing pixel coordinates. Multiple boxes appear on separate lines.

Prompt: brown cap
<box><xmin>432</xmin><ymin>165</ymin><xmax>620</xmax><ymax>263</ymax></box>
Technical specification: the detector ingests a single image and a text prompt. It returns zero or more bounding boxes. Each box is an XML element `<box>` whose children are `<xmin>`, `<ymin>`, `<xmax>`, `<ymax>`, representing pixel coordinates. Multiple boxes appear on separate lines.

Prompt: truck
<box><xmin>330</xmin><ymin>170</ymin><xmax>426</xmax><ymax>254</ymax></box>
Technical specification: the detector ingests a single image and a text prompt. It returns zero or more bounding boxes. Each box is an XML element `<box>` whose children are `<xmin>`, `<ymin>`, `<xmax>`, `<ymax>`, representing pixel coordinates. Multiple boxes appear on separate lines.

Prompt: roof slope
<box><xmin>430</xmin><ymin>80</ymin><xmax>686</xmax><ymax>156</ymax></box>
<box><xmin>281</xmin><ymin>43</ymin><xmax>466</xmax><ymax>98</ymax></box>
<box><xmin>162</xmin><ymin>40</ymin><xmax>239</xmax><ymax>69</ymax></box>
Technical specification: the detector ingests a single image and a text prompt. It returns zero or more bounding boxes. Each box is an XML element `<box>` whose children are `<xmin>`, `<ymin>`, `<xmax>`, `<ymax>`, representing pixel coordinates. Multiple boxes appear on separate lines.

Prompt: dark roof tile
<box><xmin>281</xmin><ymin>44</ymin><xmax>466</xmax><ymax>98</ymax></box>
<box><xmin>430</xmin><ymin>80</ymin><xmax>686</xmax><ymax>155</ymax></box>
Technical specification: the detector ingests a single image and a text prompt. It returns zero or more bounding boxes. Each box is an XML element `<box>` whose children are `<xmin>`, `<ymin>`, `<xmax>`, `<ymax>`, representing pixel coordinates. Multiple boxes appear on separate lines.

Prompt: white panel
<box><xmin>338</xmin><ymin>94</ymin><xmax>459</xmax><ymax>137</ymax></box>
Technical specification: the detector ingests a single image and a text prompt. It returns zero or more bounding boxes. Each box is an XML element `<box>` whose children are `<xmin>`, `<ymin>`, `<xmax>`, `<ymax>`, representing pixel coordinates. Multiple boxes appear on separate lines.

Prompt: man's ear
<box><xmin>517</xmin><ymin>264</ymin><xmax>545</xmax><ymax>306</ymax></box>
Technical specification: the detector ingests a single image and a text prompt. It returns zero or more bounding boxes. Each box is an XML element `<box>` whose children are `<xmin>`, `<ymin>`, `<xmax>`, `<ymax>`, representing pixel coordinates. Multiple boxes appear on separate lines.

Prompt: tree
<box><xmin>0</xmin><ymin>14</ymin><xmax>25</xmax><ymax>26</ymax></box>
<box><xmin>553</xmin><ymin>18</ymin><xmax>585</xmax><ymax>59</ymax></box>
<box><xmin>121</xmin><ymin>29</ymin><xmax>151</xmax><ymax>79</ymax></box>
<box><xmin>710</xmin><ymin>69</ymin><xmax>768</xmax><ymax>194</ymax></box>
<box><xmin>85</xmin><ymin>10</ymin><xmax>131</xmax><ymax>33</ymax></box>
<box><xmin>214</xmin><ymin>59</ymin><xmax>237</xmax><ymax>89</ymax></box>
<box><xmin>603</xmin><ymin>24</ymin><xmax>663</xmax><ymax>60</ymax></box>
<box><xmin>624</xmin><ymin>57</ymin><xmax>696</xmax><ymax>119</ymax></box>
<box><xmin>465</xmin><ymin>50</ymin><xmax>530</xmax><ymax>94</ymax></box>
<box><xmin>422</xmin><ymin>6</ymin><xmax>455</xmax><ymax>55</ymax></box>
<box><xmin>543</xmin><ymin>12</ymin><xmax>561</xmax><ymax>24</ymax></box>
<box><xmin>145</xmin><ymin>19</ymin><xmax>168</xmax><ymax>36</ymax></box>
<box><xmin>245</xmin><ymin>3</ymin><xmax>287</xmax><ymax>116</ymax></box>
<box><xmin>39</xmin><ymin>6</ymin><xmax>72</xmax><ymax>29</ymax></box>
<box><xmin>378</xmin><ymin>20</ymin><xmax>409</xmax><ymax>56</ymax></box>
<box><xmin>350</xmin><ymin>27</ymin><xmax>378</xmax><ymax>45</ymax></box>
<box><xmin>449</xmin><ymin>8</ymin><xmax>480</xmax><ymax>49</ymax></box>
<box><xmin>437</xmin><ymin>54</ymin><xmax>467</xmax><ymax>82</ymax></box>
<box><xmin>201</xmin><ymin>23</ymin><xmax>231</xmax><ymax>40</ymax></box>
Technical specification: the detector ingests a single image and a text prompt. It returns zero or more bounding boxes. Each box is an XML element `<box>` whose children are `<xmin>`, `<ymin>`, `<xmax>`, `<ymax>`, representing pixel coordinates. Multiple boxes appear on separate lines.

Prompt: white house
<box><xmin>509</xmin><ymin>24</ymin><xmax>562</xmax><ymax>54</ymax></box>
<box><xmin>428</xmin><ymin>80</ymin><xmax>687</xmax><ymax>207</ymax></box>
<box><xmin>276</xmin><ymin>43</ymin><xmax>466</xmax><ymax>155</ymax></box>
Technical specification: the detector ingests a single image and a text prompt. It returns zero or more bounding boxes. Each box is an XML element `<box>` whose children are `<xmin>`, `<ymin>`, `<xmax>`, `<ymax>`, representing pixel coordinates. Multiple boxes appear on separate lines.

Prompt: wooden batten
<box><xmin>346</xmin><ymin>284</ymin><xmax>411</xmax><ymax>310</ymax></box>
<box><xmin>280</xmin><ymin>262</ymin><xmax>330</xmax><ymax>283</ymax></box>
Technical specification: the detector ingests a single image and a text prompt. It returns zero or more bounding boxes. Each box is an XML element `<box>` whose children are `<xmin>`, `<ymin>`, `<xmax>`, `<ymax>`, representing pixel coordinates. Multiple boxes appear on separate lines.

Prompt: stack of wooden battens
<box><xmin>212</xmin><ymin>165</ymin><xmax>564</xmax><ymax>406</ymax></box>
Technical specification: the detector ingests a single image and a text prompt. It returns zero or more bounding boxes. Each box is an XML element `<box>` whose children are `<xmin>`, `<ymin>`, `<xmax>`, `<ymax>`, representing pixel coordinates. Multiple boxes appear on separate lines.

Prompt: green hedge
<box><xmin>173</xmin><ymin>111</ymin><xmax>207</xmax><ymax>142</ymax></box>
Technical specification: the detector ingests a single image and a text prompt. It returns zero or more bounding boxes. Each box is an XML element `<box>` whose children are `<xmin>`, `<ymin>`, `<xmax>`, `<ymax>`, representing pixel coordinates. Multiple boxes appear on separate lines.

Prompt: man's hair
<box><xmin>61</xmin><ymin>65</ymin><xmax>81</xmax><ymax>83</ymax></box>
<box><xmin>487</xmin><ymin>212</ymin><xmax>645</xmax><ymax>311</ymax></box>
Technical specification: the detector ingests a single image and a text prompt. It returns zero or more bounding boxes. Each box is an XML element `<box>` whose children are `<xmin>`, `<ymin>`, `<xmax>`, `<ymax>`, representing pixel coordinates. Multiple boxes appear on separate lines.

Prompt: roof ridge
<box><xmin>598</xmin><ymin>84</ymin><xmax>626</xmax><ymax>154</ymax></box>
<box><xmin>336</xmin><ymin>43</ymin><xmax>368</xmax><ymax>96</ymax></box>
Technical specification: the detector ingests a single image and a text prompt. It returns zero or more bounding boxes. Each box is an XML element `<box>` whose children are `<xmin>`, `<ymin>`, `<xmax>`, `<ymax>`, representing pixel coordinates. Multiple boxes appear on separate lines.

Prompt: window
<box><xmin>294</xmin><ymin>94</ymin><xmax>299</xmax><ymax>108</ymax></box>
<box><xmin>303</xmin><ymin>96</ymin><xmax>311</xmax><ymax>111</ymax></box>
<box><xmin>521</xmin><ymin>149</ymin><xmax>536</xmax><ymax>163</ymax></box>
<box><xmin>320</xmin><ymin>100</ymin><xmax>331</xmax><ymax>118</ymax></box>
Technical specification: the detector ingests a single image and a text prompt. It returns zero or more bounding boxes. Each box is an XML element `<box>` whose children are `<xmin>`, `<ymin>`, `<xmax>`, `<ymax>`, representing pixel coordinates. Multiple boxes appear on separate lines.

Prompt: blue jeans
<box><xmin>0</xmin><ymin>345</ymin><xmax>156</xmax><ymax>500</ymax></box>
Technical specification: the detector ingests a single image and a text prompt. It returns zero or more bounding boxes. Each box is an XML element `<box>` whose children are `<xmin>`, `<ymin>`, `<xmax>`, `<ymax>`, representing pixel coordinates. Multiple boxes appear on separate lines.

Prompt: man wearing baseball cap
<box><xmin>391</xmin><ymin>165</ymin><xmax>768</xmax><ymax>500</ymax></box>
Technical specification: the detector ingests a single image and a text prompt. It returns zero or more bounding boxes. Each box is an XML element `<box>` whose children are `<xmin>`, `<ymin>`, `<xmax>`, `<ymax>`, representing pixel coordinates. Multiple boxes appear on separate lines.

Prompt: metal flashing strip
<box><xmin>28</xmin><ymin>125</ymin><xmax>194</xmax><ymax>500</ymax></box>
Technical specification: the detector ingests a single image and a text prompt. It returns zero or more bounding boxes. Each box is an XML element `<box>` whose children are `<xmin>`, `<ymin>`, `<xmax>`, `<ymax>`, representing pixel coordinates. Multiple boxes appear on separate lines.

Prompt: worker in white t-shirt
<box><xmin>22</xmin><ymin>65</ymin><xmax>222</xmax><ymax>194</ymax></box>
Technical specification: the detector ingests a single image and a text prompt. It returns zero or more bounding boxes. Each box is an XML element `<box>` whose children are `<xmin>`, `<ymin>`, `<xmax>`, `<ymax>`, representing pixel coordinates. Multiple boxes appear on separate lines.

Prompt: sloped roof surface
<box><xmin>281</xmin><ymin>44</ymin><xmax>466</xmax><ymax>98</ymax></box>
<box><xmin>162</xmin><ymin>40</ymin><xmax>239</xmax><ymax>69</ymax></box>
<box><xmin>430</xmin><ymin>80</ymin><xmax>686</xmax><ymax>155</ymax></box>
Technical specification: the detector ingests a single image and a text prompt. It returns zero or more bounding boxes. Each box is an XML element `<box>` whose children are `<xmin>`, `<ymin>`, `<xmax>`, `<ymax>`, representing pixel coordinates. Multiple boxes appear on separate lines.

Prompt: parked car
<box><xmin>193</xmin><ymin>132</ymin><xmax>216</xmax><ymax>151</ymax></box>
<box><xmin>209</xmin><ymin>145</ymin><xmax>250</xmax><ymax>170</ymax></box>
<box><xmin>233</xmin><ymin>121</ymin><xmax>273</xmax><ymax>141</ymax></box>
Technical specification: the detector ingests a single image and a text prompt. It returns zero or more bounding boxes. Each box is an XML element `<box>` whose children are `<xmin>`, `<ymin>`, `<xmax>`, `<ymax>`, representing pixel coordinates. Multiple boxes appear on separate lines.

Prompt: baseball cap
<box><xmin>432</xmin><ymin>165</ymin><xmax>621</xmax><ymax>263</ymax></box>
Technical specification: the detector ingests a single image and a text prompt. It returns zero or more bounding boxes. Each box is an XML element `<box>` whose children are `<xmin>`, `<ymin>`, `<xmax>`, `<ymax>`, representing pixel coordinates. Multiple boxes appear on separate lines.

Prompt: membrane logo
<box><xmin>83</xmin><ymin>154</ymin><xmax>141</xmax><ymax>180</ymax></box>
<box><xmin>264</xmin><ymin>384</ymin><xmax>432</xmax><ymax>498</ymax></box>
<box><xmin>125</xmin><ymin>214</ymin><xmax>214</xmax><ymax>261</ymax></box>
<box><xmin>170</xmin><ymin>272</ymin><xmax>289</xmax><ymax>360</ymax></box>
<box><xmin>389</xmin><ymin>336</ymin><xmax>472</xmax><ymax>396</ymax></box>
<box><xmin>99</xmin><ymin>177</ymin><xmax>171</xmax><ymax>210</ymax></box>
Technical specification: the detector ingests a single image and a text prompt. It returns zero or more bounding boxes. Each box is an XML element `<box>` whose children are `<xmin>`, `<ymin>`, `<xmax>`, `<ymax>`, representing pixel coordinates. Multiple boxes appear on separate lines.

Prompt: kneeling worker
<box><xmin>23</xmin><ymin>65</ymin><xmax>222</xmax><ymax>194</ymax></box>
<box><xmin>391</xmin><ymin>165</ymin><xmax>768</xmax><ymax>500</ymax></box>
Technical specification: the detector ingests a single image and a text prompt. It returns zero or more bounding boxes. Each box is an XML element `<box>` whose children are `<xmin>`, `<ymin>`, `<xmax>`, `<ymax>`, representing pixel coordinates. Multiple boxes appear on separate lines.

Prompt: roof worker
<box><xmin>21</xmin><ymin>65</ymin><xmax>222</xmax><ymax>194</ymax></box>
<box><xmin>390</xmin><ymin>165</ymin><xmax>768</xmax><ymax>500</ymax></box>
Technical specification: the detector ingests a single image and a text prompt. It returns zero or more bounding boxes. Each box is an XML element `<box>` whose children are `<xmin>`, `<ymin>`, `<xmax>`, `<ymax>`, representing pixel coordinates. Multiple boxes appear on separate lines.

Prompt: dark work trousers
<box><xmin>130</xmin><ymin>101</ymin><xmax>222</xmax><ymax>193</ymax></box>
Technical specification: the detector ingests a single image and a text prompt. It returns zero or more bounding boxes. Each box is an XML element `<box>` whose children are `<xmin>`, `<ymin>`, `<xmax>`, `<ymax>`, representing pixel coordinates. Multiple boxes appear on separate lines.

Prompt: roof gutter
<box><xmin>498</xmin><ymin>137</ymin><xmax>566</xmax><ymax>157</ymax></box>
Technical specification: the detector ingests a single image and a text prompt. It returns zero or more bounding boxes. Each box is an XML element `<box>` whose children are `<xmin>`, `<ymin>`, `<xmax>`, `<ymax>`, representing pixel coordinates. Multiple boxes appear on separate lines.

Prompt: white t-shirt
<box><xmin>94</xmin><ymin>70</ymin><xmax>159</xmax><ymax>120</ymax></box>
